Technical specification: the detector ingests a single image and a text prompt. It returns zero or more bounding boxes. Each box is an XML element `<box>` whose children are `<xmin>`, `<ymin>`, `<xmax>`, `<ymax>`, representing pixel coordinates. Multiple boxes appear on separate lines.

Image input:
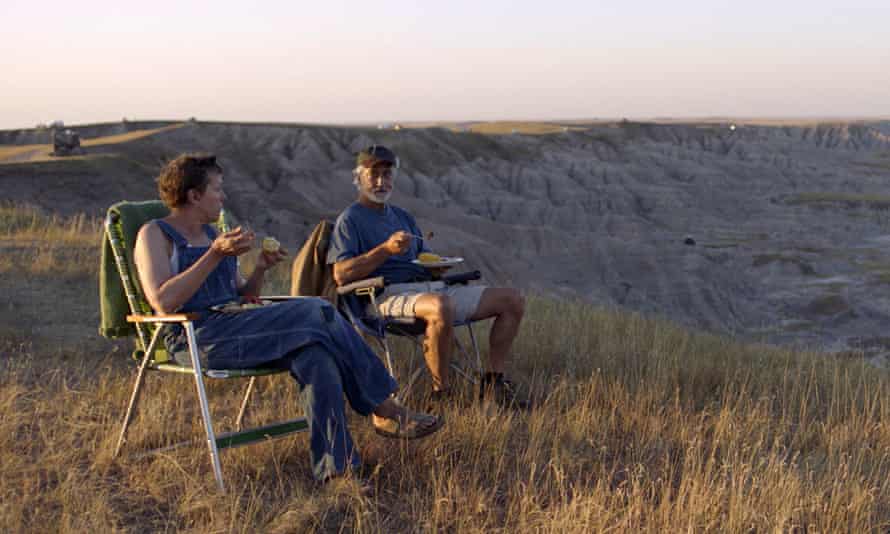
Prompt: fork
<box><xmin>406</xmin><ymin>231</ymin><xmax>434</xmax><ymax>240</ymax></box>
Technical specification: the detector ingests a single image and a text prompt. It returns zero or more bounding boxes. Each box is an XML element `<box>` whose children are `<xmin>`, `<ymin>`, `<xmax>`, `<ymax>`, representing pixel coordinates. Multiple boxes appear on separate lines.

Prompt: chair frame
<box><xmin>106</xmin><ymin>210</ymin><xmax>308</xmax><ymax>492</ymax></box>
<box><xmin>336</xmin><ymin>275</ymin><xmax>485</xmax><ymax>402</ymax></box>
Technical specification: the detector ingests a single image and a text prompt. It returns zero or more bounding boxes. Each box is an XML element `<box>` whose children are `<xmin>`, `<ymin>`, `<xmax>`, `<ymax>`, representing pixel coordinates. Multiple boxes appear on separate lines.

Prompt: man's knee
<box><xmin>491</xmin><ymin>288</ymin><xmax>524</xmax><ymax>319</ymax></box>
<box><xmin>418</xmin><ymin>293</ymin><xmax>454</xmax><ymax>327</ymax></box>
<box><xmin>508</xmin><ymin>290</ymin><xmax>525</xmax><ymax>319</ymax></box>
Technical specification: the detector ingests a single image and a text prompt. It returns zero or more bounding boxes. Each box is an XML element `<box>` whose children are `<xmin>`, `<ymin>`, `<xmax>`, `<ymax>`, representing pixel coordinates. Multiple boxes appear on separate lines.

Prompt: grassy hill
<box><xmin>1</xmin><ymin>206</ymin><xmax>888</xmax><ymax>532</ymax></box>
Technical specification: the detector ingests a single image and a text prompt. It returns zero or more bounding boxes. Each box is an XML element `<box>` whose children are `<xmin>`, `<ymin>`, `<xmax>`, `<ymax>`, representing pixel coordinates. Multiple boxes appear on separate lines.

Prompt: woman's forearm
<box><xmin>154</xmin><ymin>249</ymin><xmax>224</xmax><ymax>312</ymax></box>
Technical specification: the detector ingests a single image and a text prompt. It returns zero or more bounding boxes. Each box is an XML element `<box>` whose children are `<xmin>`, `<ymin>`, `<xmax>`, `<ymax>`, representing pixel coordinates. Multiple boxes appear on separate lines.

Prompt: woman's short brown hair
<box><xmin>157</xmin><ymin>153</ymin><xmax>223</xmax><ymax>208</ymax></box>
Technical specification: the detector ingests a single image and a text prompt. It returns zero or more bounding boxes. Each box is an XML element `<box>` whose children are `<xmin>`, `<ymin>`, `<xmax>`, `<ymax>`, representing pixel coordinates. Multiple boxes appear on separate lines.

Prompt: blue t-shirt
<box><xmin>327</xmin><ymin>202</ymin><xmax>432</xmax><ymax>284</ymax></box>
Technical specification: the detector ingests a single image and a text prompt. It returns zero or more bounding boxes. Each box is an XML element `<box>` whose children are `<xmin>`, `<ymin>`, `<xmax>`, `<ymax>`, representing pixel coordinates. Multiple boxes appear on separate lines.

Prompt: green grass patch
<box><xmin>855</xmin><ymin>260</ymin><xmax>890</xmax><ymax>285</ymax></box>
<box><xmin>752</xmin><ymin>253</ymin><xmax>816</xmax><ymax>275</ymax></box>
<box><xmin>804</xmin><ymin>294</ymin><xmax>850</xmax><ymax>316</ymax></box>
<box><xmin>701</xmin><ymin>232</ymin><xmax>769</xmax><ymax>249</ymax></box>
<box><xmin>786</xmin><ymin>192</ymin><xmax>890</xmax><ymax>210</ymax></box>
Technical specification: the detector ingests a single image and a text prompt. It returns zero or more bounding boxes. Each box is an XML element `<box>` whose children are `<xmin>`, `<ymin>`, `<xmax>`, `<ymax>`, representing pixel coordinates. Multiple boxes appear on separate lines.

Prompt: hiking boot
<box><xmin>479</xmin><ymin>373</ymin><xmax>531</xmax><ymax>411</ymax></box>
<box><xmin>424</xmin><ymin>388</ymin><xmax>456</xmax><ymax>413</ymax></box>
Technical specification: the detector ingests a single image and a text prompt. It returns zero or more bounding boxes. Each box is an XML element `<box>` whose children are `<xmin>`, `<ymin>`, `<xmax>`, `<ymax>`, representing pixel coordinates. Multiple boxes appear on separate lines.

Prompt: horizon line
<box><xmin>3</xmin><ymin>115</ymin><xmax>890</xmax><ymax>135</ymax></box>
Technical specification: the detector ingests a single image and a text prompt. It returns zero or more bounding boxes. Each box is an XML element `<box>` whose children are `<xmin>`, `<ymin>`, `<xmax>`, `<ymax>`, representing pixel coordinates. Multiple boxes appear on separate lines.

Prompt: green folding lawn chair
<box><xmin>100</xmin><ymin>200</ymin><xmax>308</xmax><ymax>492</ymax></box>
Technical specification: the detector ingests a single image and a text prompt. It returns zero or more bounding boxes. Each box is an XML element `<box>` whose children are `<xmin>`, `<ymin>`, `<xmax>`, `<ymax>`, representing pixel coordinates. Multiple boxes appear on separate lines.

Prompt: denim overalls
<box><xmin>155</xmin><ymin>219</ymin><xmax>397</xmax><ymax>480</ymax></box>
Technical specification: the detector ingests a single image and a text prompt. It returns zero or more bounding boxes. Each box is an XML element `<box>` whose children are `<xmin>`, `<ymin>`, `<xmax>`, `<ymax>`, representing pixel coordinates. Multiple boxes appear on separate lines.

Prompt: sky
<box><xmin>1</xmin><ymin>0</ymin><xmax>888</xmax><ymax>129</ymax></box>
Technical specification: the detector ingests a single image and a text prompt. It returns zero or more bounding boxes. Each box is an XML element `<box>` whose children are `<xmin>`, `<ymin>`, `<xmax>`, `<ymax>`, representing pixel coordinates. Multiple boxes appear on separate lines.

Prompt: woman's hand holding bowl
<box><xmin>256</xmin><ymin>238</ymin><xmax>288</xmax><ymax>271</ymax></box>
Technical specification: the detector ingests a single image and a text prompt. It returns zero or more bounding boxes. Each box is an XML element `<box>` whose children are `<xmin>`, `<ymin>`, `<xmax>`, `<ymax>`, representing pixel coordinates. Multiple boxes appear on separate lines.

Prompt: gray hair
<box><xmin>351</xmin><ymin>164</ymin><xmax>400</xmax><ymax>188</ymax></box>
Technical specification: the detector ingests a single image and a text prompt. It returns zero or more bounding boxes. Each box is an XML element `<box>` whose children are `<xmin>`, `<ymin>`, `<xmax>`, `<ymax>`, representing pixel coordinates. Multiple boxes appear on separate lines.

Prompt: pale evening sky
<box><xmin>1</xmin><ymin>0</ymin><xmax>888</xmax><ymax>129</ymax></box>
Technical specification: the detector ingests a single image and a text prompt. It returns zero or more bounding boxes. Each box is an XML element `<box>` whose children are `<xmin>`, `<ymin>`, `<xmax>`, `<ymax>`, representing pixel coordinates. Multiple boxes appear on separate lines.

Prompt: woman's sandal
<box><xmin>373</xmin><ymin>411</ymin><xmax>444</xmax><ymax>440</ymax></box>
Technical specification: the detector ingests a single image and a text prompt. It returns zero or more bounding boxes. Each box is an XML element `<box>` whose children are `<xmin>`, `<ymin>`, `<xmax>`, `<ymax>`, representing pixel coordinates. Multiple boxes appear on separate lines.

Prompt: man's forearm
<box><xmin>334</xmin><ymin>244</ymin><xmax>392</xmax><ymax>285</ymax></box>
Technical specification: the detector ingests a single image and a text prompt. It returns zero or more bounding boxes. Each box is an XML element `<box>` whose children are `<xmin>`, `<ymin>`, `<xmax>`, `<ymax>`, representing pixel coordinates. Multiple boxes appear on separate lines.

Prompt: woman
<box><xmin>133</xmin><ymin>153</ymin><xmax>442</xmax><ymax>482</ymax></box>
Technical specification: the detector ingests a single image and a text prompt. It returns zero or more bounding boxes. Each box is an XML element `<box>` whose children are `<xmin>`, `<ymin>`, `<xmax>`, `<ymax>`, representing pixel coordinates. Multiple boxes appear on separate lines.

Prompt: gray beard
<box><xmin>367</xmin><ymin>190</ymin><xmax>392</xmax><ymax>204</ymax></box>
<box><xmin>354</xmin><ymin>179</ymin><xmax>393</xmax><ymax>204</ymax></box>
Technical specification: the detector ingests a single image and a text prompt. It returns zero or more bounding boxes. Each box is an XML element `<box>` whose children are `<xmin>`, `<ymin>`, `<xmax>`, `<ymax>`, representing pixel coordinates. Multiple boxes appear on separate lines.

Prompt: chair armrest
<box><xmin>336</xmin><ymin>276</ymin><xmax>385</xmax><ymax>296</ymax></box>
<box><xmin>442</xmin><ymin>270</ymin><xmax>481</xmax><ymax>285</ymax></box>
<box><xmin>127</xmin><ymin>313</ymin><xmax>200</xmax><ymax>323</ymax></box>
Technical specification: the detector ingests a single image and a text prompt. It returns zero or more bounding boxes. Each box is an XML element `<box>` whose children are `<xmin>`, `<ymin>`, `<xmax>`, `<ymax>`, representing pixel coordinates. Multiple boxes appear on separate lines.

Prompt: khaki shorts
<box><xmin>372</xmin><ymin>281</ymin><xmax>487</xmax><ymax>324</ymax></box>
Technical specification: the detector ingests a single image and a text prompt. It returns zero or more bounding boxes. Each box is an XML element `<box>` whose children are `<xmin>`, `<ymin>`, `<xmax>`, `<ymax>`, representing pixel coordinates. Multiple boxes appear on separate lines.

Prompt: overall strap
<box><xmin>154</xmin><ymin>219</ymin><xmax>189</xmax><ymax>247</ymax></box>
<box><xmin>202</xmin><ymin>224</ymin><xmax>218</xmax><ymax>241</ymax></box>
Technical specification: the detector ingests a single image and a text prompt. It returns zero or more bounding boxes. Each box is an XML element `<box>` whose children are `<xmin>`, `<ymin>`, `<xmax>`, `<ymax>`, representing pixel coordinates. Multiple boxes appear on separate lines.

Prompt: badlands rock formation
<box><xmin>2</xmin><ymin>120</ymin><xmax>889</xmax><ymax>359</ymax></box>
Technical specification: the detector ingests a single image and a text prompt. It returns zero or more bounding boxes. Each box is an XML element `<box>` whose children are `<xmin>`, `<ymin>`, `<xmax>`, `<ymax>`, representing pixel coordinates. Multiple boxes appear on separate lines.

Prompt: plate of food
<box><xmin>210</xmin><ymin>300</ymin><xmax>273</xmax><ymax>313</ymax></box>
<box><xmin>411</xmin><ymin>253</ymin><xmax>464</xmax><ymax>268</ymax></box>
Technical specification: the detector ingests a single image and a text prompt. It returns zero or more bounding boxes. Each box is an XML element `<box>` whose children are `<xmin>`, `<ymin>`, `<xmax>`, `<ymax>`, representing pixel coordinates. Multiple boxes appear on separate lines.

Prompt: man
<box><xmin>327</xmin><ymin>145</ymin><xmax>529</xmax><ymax>409</ymax></box>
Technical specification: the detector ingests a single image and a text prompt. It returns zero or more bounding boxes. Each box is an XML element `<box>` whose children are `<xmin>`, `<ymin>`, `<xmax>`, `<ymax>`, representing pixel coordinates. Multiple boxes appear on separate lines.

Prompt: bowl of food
<box><xmin>262</xmin><ymin>236</ymin><xmax>280</xmax><ymax>253</ymax></box>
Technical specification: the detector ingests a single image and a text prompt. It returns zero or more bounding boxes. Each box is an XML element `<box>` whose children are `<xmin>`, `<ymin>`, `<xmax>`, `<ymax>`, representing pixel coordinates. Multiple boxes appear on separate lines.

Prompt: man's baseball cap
<box><xmin>356</xmin><ymin>145</ymin><xmax>399</xmax><ymax>168</ymax></box>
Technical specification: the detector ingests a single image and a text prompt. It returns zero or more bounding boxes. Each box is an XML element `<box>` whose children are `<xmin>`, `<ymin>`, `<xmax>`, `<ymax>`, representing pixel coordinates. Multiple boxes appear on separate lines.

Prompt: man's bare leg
<box><xmin>413</xmin><ymin>293</ymin><xmax>454</xmax><ymax>391</ymax></box>
<box><xmin>469</xmin><ymin>288</ymin><xmax>525</xmax><ymax>373</ymax></box>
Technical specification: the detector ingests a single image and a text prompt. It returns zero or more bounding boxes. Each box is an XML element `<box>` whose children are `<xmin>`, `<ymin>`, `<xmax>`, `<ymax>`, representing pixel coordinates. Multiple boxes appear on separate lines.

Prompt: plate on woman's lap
<box><xmin>210</xmin><ymin>301</ymin><xmax>274</xmax><ymax>313</ymax></box>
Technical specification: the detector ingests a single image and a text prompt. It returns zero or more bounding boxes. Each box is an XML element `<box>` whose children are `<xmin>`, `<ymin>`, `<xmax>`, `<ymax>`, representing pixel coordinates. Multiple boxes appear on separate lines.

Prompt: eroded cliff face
<box><xmin>2</xmin><ymin>120</ymin><xmax>890</xmax><ymax>358</ymax></box>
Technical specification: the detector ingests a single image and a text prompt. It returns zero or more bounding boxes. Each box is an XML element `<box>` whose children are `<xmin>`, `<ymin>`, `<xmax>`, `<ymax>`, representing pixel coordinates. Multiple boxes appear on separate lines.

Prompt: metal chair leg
<box><xmin>185</xmin><ymin>322</ymin><xmax>226</xmax><ymax>492</ymax></box>
<box><xmin>376</xmin><ymin>320</ymin><xmax>485</xmax><ymax>397</ymax></box>
<box><xmin>114</xmin><ymin>326</ymin><xmax>164</xmax><ymax>458</ymax></box>
<box><xmin>380</xmin><ymin>336</ymin><xmax>395</xmax><ymax>376</ymax></box>
<box><xmin>235</xmin><ymin>377</ymin><xmax>256</xmax><ymax>432</ymax></box>
<box><xmin>395</xmin><ymin>339</ymin><xmax>424</xmax><ymax>402</ymax></box>
<box><xmin>465</xmin><ymin>323</ymin><xmax>483</xmax><ymax>372</ymax></box>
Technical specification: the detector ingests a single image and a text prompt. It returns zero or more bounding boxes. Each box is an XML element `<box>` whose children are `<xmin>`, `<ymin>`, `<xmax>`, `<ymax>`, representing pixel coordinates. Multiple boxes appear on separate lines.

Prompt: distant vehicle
<box><xmin>49</xmin><ymin>120</ymin><xmax>64</xmax><ymax>128</ymax></box>
<box><xmin>51</xmin><ymin>128</ymin><xmax>85</xmax><ymax>157</ymax></box>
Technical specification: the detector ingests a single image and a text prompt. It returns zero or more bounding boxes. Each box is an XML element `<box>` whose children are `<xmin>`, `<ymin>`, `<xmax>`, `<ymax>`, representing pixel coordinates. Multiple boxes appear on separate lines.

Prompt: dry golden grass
<box><xmin>0</xmin><ymin>144</ymin><xmax>49</xmax><ymax>160</ymax></box>
<box><xmin>0</xmin><ymin>205</ymin><xmax>101</xmax><ymax>276</ymax></box>
<box><xmin>0</xmin><ymin>204</ymin><xmax>100</xmax><ymax>244</ymax></box>
<box><xmin>80</xmin><ymin>124</ymin><xmax>185</xmax><ymax>148</ymax></box>
<box><xmin>467</xmin><ymin>122</ymin><xmax>581</xmax><ymax>135</ymax></box>
<box><xmin>2</xmin><ymin>207</ymin><xmax>890</xmax><ymax>532</ymax></box>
